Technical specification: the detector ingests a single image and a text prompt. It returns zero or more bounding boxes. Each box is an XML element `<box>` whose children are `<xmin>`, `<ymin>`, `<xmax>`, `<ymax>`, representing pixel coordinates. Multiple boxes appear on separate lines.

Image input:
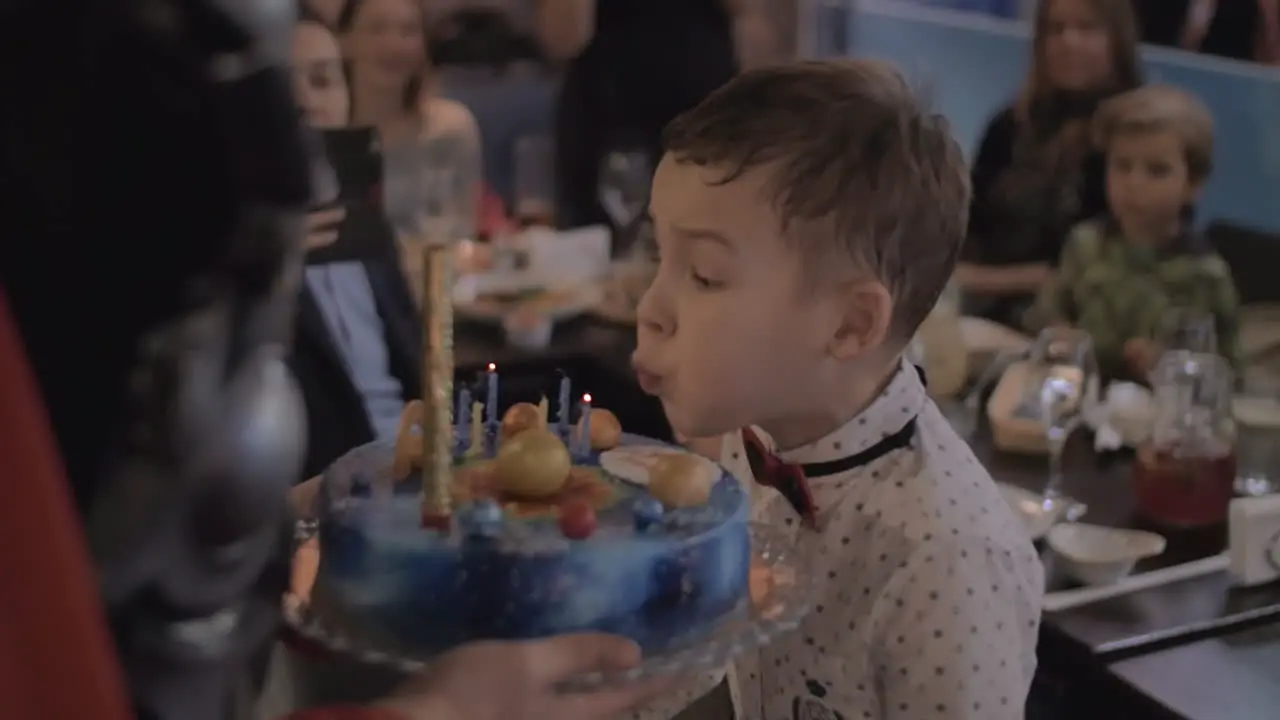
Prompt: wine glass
<box><xmin>1031</xmin><ymin>327</ymin><xmax>1096</xmax><ymax>520</ymax></box>
<box><xmin>1158</xmin><ymin>307</ymin><xmax>1217</xmax><ymax>356</ymax></box>
<box><xmin>399</xmin><ymin>165</ymin><xmax>466</xmax><ymax>303</ymax></box>
<box><xmin>513</xmin><ymin>135</ymin><xmax>555</xmax><ymax>227</ymax></box>
<box><xmin>598</xmin><ymin>150</ymin><xmax>652</xmax><ymax>259</ymax></box>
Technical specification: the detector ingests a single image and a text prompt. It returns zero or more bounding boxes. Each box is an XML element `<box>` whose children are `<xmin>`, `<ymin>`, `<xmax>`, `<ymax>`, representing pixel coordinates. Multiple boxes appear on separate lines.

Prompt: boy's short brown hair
<box><xmin>661</xmin><ymin>59</ymin><xmax>970</xmax><ymax>340</ymax></box>
<box><xmin>1092</xmin><ymin>85</ymin><xmax>1215</xmax><ymax>182</ymax></box>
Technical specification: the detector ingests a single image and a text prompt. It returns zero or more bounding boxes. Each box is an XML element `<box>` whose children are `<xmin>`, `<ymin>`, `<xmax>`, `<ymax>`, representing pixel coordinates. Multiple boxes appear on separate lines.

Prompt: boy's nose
<box><xmin>636</xmin><ymin>280</ymin><xmax>674</xmax><ymax>339</ymax></box>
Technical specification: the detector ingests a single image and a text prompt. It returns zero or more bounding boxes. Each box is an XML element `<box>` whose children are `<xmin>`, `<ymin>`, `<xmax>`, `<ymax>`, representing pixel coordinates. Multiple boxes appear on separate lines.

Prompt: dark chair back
<box><xmin>1206</xmin><ymin>221</ymin><xmax>1280</xmax><ymax>305</ymax></box>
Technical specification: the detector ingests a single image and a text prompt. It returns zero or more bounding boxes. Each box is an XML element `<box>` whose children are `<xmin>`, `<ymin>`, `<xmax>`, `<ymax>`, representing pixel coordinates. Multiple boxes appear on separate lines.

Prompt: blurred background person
<box><xmin>956</xmin><ymin>0</ymin><xmax>1142</xmax><ymax>331</ymax></box>
<box><xmin>338</xmin><ymin>0</ymin><xmax>484</xmax><ymax>238</ymax></box>
<box><xmin>288</xmin><ymin>9</ymin><xmax>424</xmax><ymax>482</ymax></box>
<box><xmin>1133</xmin><ymin>0</ymin><xmax>1280</xmax><ymax>64</ymax></box>
<box><xmin>308</xmin><ymin>0</ymin><xmax>343</xmax><ymax>27</ymax></box>
<box><xmin>538</xmin><ymin>0</ymin><xmax>775</xmax><ymax>230</ymax></box>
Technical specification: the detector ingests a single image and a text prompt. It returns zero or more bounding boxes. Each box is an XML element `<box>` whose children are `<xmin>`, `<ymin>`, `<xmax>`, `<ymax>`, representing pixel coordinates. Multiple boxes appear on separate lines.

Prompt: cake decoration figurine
<box><xmin>558</xmin><ymin>499</ymin><xmax>599</xmax><ymax>540</ymax></box>
<box><xmin>500</xmin><ymin>402</ymin><xmax>543</xmax><ymax>440</ymax></box>
<box><xmin>631</xmin><ymin>495</ymin><xmax>666</xmax><ymax>531</ymax></box>
<box><xmin>649</xmin><ymin>453</ymin><xmax>715</xmax><ymax>508</ymax></box>
<box><xmin>495</xmin><ymin>427</ymin><xmax>572</xmax><ymax>498</ymax></box>
<box><xmin>458</xmin><ymin>498</ymin><xmax>504</xmax><ymax>541</ymax></box>
<box><xmin>392</xmin><ymin>400</ymin><xmax>425</xmax><ymax>480</ymax></box>
<box><xmin>576</xmin><ymin>407</ymin><xmax>623</xmax><ymax>452</ymax></box>
<box><xmin>419</xmin><ymin>243</ymin><xmax>455</xmax><ymax>532</ymax></box>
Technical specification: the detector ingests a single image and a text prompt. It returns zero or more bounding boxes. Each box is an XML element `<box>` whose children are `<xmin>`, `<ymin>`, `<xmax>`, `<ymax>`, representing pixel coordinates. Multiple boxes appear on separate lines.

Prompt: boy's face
<box><xmin>632</xmin><ymin>156</ymin><xmax>888</xmax><ymax>440</ymax></box>
<box><xmin>1106</xmin><ymin>129</ymin><xmax>1200</xmax><ymax>240</ymax></box>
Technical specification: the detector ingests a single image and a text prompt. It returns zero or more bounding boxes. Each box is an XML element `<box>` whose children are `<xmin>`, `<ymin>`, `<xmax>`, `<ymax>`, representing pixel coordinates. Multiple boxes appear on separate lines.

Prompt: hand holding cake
<box><xmin>375</xmin><ymin>634</ymin><xmax>672</xmax><ymax>720</ymax></box>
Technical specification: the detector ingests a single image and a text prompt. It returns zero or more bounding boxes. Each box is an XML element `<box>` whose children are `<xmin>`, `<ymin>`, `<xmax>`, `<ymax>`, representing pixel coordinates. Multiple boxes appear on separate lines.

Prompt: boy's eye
<box><xmin>690</xmin><ymin>269</ymin><xmax>723</xmax><ymax>290</ymax></box>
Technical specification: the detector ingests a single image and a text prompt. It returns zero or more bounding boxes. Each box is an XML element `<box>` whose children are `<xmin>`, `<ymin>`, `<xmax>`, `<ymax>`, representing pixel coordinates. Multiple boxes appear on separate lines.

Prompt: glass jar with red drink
<box><xmin>1132</xmin><ymin>351</ymin><xmax>1237</xmax><ymax>527</ymax></box>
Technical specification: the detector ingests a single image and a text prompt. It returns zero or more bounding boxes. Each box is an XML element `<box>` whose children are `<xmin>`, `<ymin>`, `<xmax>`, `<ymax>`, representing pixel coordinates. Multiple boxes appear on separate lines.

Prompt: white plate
<box><xmin>959</xmin><ymin>316</ymin><xmax>1032</xmax><ymax>355</ymax></box>
<box><xmin>1234</xmin><ymin>394</ymin><xmax>1280</xmax><ymax>428</ymax></box>
<box><xmin>998</xmin><ymin>483</ymin><xmax>1063</xmax><ymax>540</ymax></box>
<box><xmin>599</xmin><ymin>446</ymin><xmax>719</xmax><ymax>488</ymax></box>
<box><xmin>454</xmin><ymin>283</ymin><xmax>603</xmax><ymax>322</ymax></box>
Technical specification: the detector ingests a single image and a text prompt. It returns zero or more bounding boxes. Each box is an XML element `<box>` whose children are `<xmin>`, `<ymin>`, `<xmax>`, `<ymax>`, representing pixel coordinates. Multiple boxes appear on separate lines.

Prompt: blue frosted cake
<box><xmin>313</xmin><ymin>402</ymin><xmax>751</xmax><ymax>657</ymax></box>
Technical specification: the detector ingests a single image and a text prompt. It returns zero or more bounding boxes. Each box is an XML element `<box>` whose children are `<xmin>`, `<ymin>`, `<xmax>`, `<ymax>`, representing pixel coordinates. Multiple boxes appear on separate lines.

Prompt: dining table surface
<box><xmin>292</xmin><ymin>316</ymin><xmax>1280</xmax><ymax>719</ymax></box>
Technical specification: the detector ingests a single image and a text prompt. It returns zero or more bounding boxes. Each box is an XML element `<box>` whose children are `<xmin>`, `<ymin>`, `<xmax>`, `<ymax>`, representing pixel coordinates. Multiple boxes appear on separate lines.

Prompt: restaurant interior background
<box><xmin>434</xmin><ymin>0</ymin><xmax>1279</xmax><ymax>234</ymax></box>
<box><xmin>266</xmin><ymin>2</ymin><xmax>1280</xmax><ymax>718</ymax></box>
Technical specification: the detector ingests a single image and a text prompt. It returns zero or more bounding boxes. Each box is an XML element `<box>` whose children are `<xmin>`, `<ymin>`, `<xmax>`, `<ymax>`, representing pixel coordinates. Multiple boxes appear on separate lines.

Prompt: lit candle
<box><xmin>468</xmin><ymin>401</ymin><xmax>483</xmax><ymax>457</ymax></box>
<box><xmin>536</xmin><ymin>396</ymin><xmax>549</xmax><ymax>428</ymax></box>
<box><xmin>578</xmin><ymin>393</ymin><xmax>593</xmax><ymax>456</ymax></box>
<box><xmin>556</xmin><ymin>372</ymin><xmax>572</xmax><ymax>439</ymax></box>
<box><xmin>485</xmin><ymin>362</ymin><xmax>499</xmax><ymax>425</ymax></box>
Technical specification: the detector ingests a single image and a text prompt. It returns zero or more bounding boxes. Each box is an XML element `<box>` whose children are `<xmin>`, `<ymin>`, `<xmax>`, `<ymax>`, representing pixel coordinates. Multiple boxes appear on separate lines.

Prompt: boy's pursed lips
<box><xmin>631</xmin><ymin>354</ymin><xmax>663</xmax><ymax>395</ymax></box>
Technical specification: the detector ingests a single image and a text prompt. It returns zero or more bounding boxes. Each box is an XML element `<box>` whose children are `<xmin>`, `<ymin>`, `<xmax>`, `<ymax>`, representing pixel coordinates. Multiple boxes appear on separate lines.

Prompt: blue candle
<box><xmin>577</xmin><ymin>393</ymin><xmax>593</xmax><ymax>457</ymax></box>
<box><xmin>556</xmin><ymin>372</ymin><xmax>572</xmax><ymax>439</ymax></box>
<box><xmin>485</xmin><ymin>362</ymin><xmax>499</xmax><ymax>425</ymax></box>
<box><xmin>484</xmin><ymin>423</ymin><xmax>499</xmax><ymax>459</ymax></box>
<box><xmin>456</xmin><ymin>387</ymin><xmax>471</xmax><ymax>450</ymax></box>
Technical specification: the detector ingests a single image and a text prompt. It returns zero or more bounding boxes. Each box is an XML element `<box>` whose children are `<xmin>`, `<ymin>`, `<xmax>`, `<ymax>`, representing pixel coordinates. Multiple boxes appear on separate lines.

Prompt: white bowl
<box><xmin>998</xmin><ymin>483</ymin><xmax>1063</xmax><ymax>540</ymax></box>
<box><xmin>502</xmin><ymin>312</ymin><xmax>553</xmax><ymax>350</ymax></box>
<box><xmin>1047</xmin><ymin>523</ymin><xmax>1166</xmax><ymax>586</ymax></box>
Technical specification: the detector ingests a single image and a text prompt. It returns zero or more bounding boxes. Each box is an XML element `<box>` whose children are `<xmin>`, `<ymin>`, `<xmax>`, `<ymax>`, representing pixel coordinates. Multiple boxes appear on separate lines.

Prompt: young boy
<box><xmin>631</xmin><ymin>60</ymin><xmax>1044</xmax><ymax>720</ymax></box>
<box><xmin>1037</xmin><ymin>85</ymin><xmax>1240</xmax><ymax>380</ymax></box>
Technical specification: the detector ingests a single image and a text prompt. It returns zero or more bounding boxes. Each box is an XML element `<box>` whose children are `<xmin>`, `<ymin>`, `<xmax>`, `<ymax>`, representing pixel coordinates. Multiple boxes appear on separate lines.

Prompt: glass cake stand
<box><xmin>284</xmin><ymin>521</ymin><xmax>812</xmax><ymax>690</ymax></box>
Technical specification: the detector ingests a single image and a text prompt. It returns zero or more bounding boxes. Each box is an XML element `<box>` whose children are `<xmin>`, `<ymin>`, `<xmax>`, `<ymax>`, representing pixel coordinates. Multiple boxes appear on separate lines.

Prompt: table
<box><xmin>963</xmin><ymin>421</ymin><xmax>1280</xmax><ymax>718</ymax></box>
<box><xmin>963</xmin><ymin>429</ymin><xmax>1280</xmax><ymax>658</ymax></box>
<box><xmin>283</xmin><ymin>322</ymin><xmax>1280</xmax><ymax>717</ymax></box>
<box><xmin>1108</xmin><ymin>623</ymin><xmax>1280</xmax><ymax>720</ymax></box>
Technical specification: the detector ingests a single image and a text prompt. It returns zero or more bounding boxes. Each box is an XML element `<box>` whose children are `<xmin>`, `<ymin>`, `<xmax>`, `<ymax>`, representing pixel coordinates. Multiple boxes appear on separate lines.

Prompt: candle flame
<box><xmin>487</xmin><ymin>362</ymin><xmax>496</xmax><ymax>372</ymax></box>
<box><xmin>583</xmin><ymin>393</ymin><xmax>592</xmax><ymax>403</ymax></box>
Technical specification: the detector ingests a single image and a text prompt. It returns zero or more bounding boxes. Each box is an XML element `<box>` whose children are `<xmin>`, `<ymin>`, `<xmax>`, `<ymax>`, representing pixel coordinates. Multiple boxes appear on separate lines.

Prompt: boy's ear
<box><xmin>827</xmin><ymin>279</ymin><xmax>893</xmax><ymax>360</ymax></box>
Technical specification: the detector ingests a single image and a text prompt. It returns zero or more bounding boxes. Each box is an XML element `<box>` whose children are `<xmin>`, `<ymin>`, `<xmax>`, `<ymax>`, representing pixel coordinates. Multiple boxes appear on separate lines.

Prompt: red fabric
<box><xmin>0</xmin><ymin>289</ymin><xmax>133</xmax><ymax>720</ymax></box>
<box><xmin>476</xmin><ymin>183</ymin><xmax>512</xmax><ymax>238</ymax></box>
<box><xmin>284</xmin><ymin>706</ymin><xmax>409</xmax><ymax>720</ymax></box>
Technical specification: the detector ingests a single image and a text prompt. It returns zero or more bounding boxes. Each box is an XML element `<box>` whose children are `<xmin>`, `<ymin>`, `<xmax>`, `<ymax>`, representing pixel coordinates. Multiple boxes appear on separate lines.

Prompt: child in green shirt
<box><xmin>1037</xmin><ymin>85</ymin><xmax>1240</xmax><ymax>380</ymax></box>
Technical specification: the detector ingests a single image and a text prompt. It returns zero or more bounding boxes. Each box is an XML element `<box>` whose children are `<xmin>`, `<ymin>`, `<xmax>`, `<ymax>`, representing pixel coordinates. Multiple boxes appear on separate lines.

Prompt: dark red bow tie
<box><xmin>741</xmin><ymin>427</ymin><xmax>818</xmax><ymax>529</ymax></box>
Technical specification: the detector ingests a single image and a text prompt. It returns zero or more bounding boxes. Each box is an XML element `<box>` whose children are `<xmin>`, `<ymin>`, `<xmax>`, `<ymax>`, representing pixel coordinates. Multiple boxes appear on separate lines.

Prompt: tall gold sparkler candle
<box><xmin>419</xmin><ymin>242</ymin><xmax>455</xmax><ymax>530</ymax></box>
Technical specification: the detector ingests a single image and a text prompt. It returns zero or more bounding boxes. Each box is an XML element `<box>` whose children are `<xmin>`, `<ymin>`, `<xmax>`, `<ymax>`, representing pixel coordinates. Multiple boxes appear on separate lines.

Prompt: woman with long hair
<box><xmin>337</xmin><ymin>0</ymin><xmax>483</xmax><ymax>242</ymax></box>
<box><xmin>536</xmin><ymin>0</ymin><xmax>756</xmax><ymax>230</ymax></box>
<box><xmin>956</xmin><ymin>0</ymin><xmax>1143</xmax><ymax>330</ymax></box>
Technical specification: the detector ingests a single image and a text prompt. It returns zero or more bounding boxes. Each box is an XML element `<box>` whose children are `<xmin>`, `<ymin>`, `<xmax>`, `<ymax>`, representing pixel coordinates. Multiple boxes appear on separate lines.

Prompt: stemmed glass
<box><xmin>1031</xmin><ymin>327</ymin><xmax>1097</xmax><ymax>519</ymax></box>
<box><xmin>1158</xmin><ymin>307</ymin><xmax>1217</xmax><ymax>355</ymax></box>
<box><xmin>598</xmin><ymin>150</ymin><xmax>653</xmax><ymax>260</ymax></box>
<box><xmin>400</xmin><ymin>165</ymin><xmax>466</xmax><ymax>304</ymax></box>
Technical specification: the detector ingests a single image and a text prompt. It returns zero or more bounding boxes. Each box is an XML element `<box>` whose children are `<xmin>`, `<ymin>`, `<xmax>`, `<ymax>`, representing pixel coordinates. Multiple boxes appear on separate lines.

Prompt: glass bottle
<box><xmin>1132</xmin><ymin>351</ymin><xmax>1237</xmax><ymax>527</ymax></box>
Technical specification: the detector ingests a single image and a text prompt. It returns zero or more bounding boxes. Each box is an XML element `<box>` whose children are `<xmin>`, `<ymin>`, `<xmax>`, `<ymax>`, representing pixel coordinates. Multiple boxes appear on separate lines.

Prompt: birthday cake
<box><xmin>313</xmin><ymin>384</ymin><xmax>752</xmax><ymax>656</ymax></box>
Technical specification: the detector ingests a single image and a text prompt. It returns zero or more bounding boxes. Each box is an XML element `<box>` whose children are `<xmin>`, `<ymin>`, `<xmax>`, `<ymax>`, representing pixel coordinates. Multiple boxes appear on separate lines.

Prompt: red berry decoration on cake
<box><xmin>559</xmin><ymin>500</ymin><xmax>598</xmax><ymax>540</ymax></box>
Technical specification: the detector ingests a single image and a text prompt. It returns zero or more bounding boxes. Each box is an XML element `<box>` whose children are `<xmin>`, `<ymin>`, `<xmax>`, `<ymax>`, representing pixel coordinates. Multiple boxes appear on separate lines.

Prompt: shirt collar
<box><xmin>776</xmin><ymin>357</ymin><xmax>928</xmax><ymax>466</ymax></box>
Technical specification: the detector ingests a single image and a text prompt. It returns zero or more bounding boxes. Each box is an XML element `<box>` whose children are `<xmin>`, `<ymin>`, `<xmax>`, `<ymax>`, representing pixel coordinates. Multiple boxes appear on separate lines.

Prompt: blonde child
<box><xmin>1037</xmin><ymin>84</ymin><xmax>1240</xmax><ymax>380</ymax></box>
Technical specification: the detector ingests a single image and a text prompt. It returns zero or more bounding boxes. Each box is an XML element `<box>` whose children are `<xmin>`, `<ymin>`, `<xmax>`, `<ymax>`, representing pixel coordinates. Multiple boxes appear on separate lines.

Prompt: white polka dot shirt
<box><xmin>634</xmin><ymin>359</ymin><xmax>1044</xmax><ymax>719</ymax></box>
